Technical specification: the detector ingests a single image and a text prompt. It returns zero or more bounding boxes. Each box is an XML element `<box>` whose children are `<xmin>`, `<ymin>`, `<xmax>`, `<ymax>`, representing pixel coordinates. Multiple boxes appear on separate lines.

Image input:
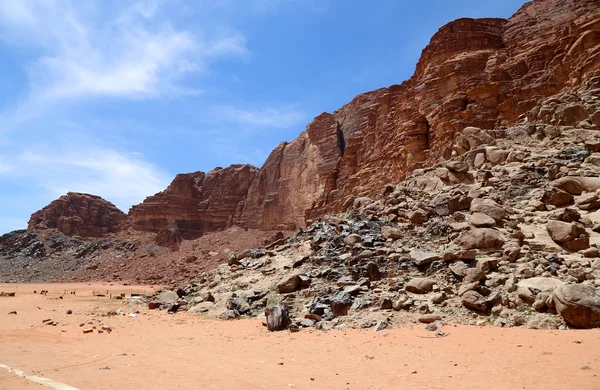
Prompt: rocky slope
<box><xmin>150</xmin><ymin>101</ymin><xmax>600</xmax><ymax>329</ymax></box>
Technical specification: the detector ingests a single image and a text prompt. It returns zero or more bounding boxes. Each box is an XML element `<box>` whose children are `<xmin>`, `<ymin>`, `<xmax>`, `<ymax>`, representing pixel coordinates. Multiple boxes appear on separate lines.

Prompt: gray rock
<box><xmin>265</xmin><ymin>304</ymin><xmax>291</xmax><ymax>331</ymax></box>
<box><xmin>156</xmin><ymin>290</ymin><xmax>178</xmax><ymax>305</ymax></box>
<box><xmin>330</xmin><ymin>291</ymin><xmax>353</xmax><ymax>316</ymax></box>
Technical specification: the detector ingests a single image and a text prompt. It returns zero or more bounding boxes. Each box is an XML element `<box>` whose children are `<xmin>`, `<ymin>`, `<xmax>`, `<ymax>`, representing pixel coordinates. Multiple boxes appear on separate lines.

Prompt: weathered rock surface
<box><xmin>127</xmin><ymin>0</ymin><xmax>600</xmax><ymax>232</ymax></box>
<box><xmin>129</xmin><ymin>165</ymin><xmax>259</xmax><ymax>238</ymax></box>
<box><xmin>265</xmin><ymin>304</ymin><xmax>291</xmax><ymax>331</ymax></box>
<box><xmin>553</xmin><ymin>284</ymin><xmax>600</xmax><ymax>328</ymax></box>
<box><xmin>28</xmin><ymin>192</ymin><xmax>126</xmax><ymax>238</ymax></box>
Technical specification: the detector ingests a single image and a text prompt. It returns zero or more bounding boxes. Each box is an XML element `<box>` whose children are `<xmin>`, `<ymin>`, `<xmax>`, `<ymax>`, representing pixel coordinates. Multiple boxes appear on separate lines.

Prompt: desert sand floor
<box><xmin>0</xmin><ymin>283</ymin><xmax>598</xmax><ymax>390</ymax></box>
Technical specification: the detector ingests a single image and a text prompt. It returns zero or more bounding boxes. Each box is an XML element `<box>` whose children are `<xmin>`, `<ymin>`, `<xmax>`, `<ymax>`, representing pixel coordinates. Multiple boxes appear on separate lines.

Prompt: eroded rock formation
<box><xmin>28</xmin><ymin>192</ymin><xmax>126</xmax><ymax>238</ymax></box>
<box><xmin>27</xmin><ymin>0</ymin><xmax>600</xmax><ymax>235</ymax></box>
<box><xmin>128</xmin><ymin>164</ymin><xmax>259</xmax><ymax>238</ymax></box>
<box><xmin>240</xmin><ymin>0</ymin><xmax>600</xmax><ymax>229</ymax></box>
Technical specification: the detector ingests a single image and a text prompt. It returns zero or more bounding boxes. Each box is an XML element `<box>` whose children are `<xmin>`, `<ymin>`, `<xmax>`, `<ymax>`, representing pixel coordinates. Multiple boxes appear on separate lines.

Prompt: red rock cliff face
<box><xmin>28</xmin><ymin>192</ymin><xmax>126</xmax><ymax>237</ymax></box>
<box><xmin>124</xmin><ymin>0</ymin><xmax>599</xmax><ymax>233</ymax></box>
<box><xmin>128</xmin><ymin>164</ymin><xmax>259</xmax><ymax>238</ymax></box>
<box><xmin>239</xmin><ymin>0</ymin><xmax>600</xmax><ymax>229</ymax></box>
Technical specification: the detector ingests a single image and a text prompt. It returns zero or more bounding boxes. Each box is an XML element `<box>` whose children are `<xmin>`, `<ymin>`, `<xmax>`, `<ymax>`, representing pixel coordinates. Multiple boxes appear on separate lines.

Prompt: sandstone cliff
<box><xmin>128</xmin><ymin>164</ymin><xmax>259</xmax><ymax>238</ymax></box>
<box><xmin>28</xmin><ymin>0</ymin><xmax>600</xmax><ymax>236</ymax></box>
<box><xmin>241</xmin><ymin>0</ymin><xmax>600</xmax><ymax>229</ymax></box>
<box><xmin>28</xmin><ymin>192</ymin><xmax>126</xmax><ymax>238</ymax></box>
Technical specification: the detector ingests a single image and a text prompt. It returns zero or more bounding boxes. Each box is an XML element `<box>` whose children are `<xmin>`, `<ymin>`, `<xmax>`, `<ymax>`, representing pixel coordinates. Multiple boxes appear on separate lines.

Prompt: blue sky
<box><xmin>0</xmin><ymin>0</ymin><xmax>528</xmax><ymax>234</ymax></box>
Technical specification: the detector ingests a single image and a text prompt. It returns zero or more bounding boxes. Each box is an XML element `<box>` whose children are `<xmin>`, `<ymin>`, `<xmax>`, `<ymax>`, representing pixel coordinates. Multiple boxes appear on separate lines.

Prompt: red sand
<box><xmin>1</xmin><ymin>283</ymin><xmax>599</xmax><ymax>390</ymax></box>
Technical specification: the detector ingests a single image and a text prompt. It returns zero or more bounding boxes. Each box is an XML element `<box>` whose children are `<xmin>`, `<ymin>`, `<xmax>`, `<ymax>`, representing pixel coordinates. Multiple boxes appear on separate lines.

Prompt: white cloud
<box><xmin>12</xmin><ymin>146</ymin><xmax>170</xmax><ymax>212</ymax></box>
<box><xmin>0</xmin><ymin>0</ymin><xmax>248</xmax><ymax>125</ymax></box>
<box><xmin>217</xmin><ymin>105</ymin><xmax>305</xmax><ymax>128</ymax></box>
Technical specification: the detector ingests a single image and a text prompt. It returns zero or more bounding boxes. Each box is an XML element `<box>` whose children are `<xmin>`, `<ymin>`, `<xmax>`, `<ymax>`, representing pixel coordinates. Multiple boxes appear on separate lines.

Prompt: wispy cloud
<box><xmin>0</xmin><ymin>0</ymin><xmax>248</xmax><ymax>126</ymax></box>
<box><xmin>216</xmin><ymin>105</ymin><xmax>305</xmax><ymax>128</ymax></box>
<box><xmin>4</xmin><ymin>145</ymin><xmax>170</xmax><ymax>212</ymax></box>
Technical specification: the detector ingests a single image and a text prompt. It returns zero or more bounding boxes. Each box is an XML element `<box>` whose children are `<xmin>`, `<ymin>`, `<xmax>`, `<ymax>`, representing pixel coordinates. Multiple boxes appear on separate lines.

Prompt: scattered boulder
<box><xmin>406</xmin><ymin>278</ymin><xmax>436</xmax><ymax>294</ymax></box>
<box><xmin>277</xmin><ymin>275</ymin><xmax>302</xmax><ymax>294</ymax></box>
<box><xmin>470</xmin><ymin>198</ymin><xmax>506</xmax><ymax>223</ymax></box>
<box><xmin>546</xmin><ymin>221</ymin><xmax>590</xmax><ymax>251</ymax></box>
<box><xmin>410</xmin><ymin>250</ymin><xmax>440</xmax><ymax>266</ymax></box>
<box><xmin>156</xmin><ymin>290</ymin><xmax>178</xmax><ymax>305</ymax></box>
<box><xmin>553</xmin><ymin>284</ymin><xmax>600</xmax><ymax>328</ymax></box>
<box><xmin>455</xmin><ymin>228</ymin><xmax>506</xmax><ymax>250</ymax></box>
<box><xmin>381</xmin><ymin>226</ymin><xmax>402</xmax><ymax>240</ymax></box>
<box><xmin>469</xmin><ymin>213</ymin><xmax>496</xmax><ymax>228</ymax></box>
<box><xmin>265</xmin><ymin>304</ymin><xmax>291</xmax><ymax>331</ymax></box>
<box><xmin>461</xmin><ymin>290</ymin><xmax>488</xmax><ymax>312</ymax></box>
<box><xmin>408</xmin><ymin>209</ymin><xmax>429</xmax><ymax>224</ymax></box>
<box><xmin>330</xmin><ymin>291</ymin><xmax>353</xmax><ymax>316</ymax></box>
<box><xmin>366</xmin><ymin>262</ymin><xmax>381</xmax><ymax>281</ymax></box>
<box><xmin>344</xmin><ymin>234</ymin><xmax>363</xmax><ymax>245</ymax></box>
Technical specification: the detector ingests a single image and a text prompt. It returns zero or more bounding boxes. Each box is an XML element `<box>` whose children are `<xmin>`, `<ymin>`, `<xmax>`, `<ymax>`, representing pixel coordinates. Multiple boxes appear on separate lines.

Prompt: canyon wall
<box><xmin>128</xmin><ymin>164</ymin><xmax>259</xmax><ymax>238</ymax></box>
<box><xmin>241</xmin><ymin>0</ymin><xmax>600</xmax><ymax>229</ymax></box>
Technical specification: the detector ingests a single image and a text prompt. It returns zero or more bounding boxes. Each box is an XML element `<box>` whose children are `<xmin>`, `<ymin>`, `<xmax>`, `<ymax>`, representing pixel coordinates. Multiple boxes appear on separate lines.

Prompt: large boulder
<box><xmin>469</xmin><ymin>198</ymin><xmax>506</xmax><ymax>223</ymax></box>
<box><xmin>433</xmin><ymin>193</ymin><xmax>471</xmax><ymax>216</ymax></box>
<box><xmin>553</xmin><ymin>284</ymin><xmax>600</xmax><ymax>328</ymax></box>
<box><xmin>546</xmin><ymin>221</ymin><xmax>590</xmax><ymax>251</ymax></box>
<box><xmin>455</xmin><ymin>228</ymin><xmax>506</xmax><ymax>250</ymax></box>
<box><xmin>469</xmin><ymin>212</ymin><xmax>496</xmax><ymax>228</ymax></box>
<box><xmin>405</xmin><ymin>278</ymin><xmax>436</xmax><ymax>294</ymax></box>
<box><xmin>461</xmin><ymin>290</ymin><xmax>488</xmax><ymax>312</ymax></box>
<box><xmin>410</xmin><ymin>251</ymin><xmax>440</xmax><ymax>266</ymax></box>
<box><xmin>265</xmin><ymin>304</ymin><xmax>291</xmax><ymax>331</ymax></box>
<box><xmin>542</xmin><ymin>187</ymin><xmax>574</xmax><ymax>207</ymax></box>
<box><xmin>277</xmin><ymin>275</ymin><xmax>302</xmax><ymax>293</ymax></box>
<box><xmin>518</xmin><ymin>278</ymin><xmax>565</xmax><ymax>294</ymax></box>
<box><xmin>156</xmin><ymin>290</ymin><xmax>178</xmax><ymax>305</ymax></box>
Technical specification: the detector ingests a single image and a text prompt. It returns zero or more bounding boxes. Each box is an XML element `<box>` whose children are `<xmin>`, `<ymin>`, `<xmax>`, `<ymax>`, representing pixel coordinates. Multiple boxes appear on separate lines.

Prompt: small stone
<box><xmin>344</xmin><ymin>234</ymin><xmax>362</xmax><ymax>245</ymax></box>
<box><xmin>418</xmin><ymin>314</ymin><xmax>441</xmax><ymax>324</ymax></box>
<box><xmin>410</xmin><ymin>251</ymin><xmax>440</xmax><ymax>266</ymax></box>
<box><xmin>405</xmin><ymin>278</ymin><xmax>436</xmax><ymax>294</ymax></box>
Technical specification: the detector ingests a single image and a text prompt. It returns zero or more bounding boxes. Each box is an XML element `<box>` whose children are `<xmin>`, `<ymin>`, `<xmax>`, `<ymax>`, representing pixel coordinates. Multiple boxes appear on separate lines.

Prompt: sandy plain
<box><xmin>0</xmin><ymin>283</ymin><xmax>598</xmax><ymax>390</ymax></box>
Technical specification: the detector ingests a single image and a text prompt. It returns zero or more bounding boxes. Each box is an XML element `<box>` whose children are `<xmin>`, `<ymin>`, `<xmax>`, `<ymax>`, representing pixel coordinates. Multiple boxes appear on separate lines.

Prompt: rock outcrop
<box><xmin>28</xmin><ymin>192</ymin><xmax>126</xmax><ymax>238</ymax></box>
<box><xmin>166</xmin><ymin>0</ymin><xmax>596</xmax><ymax>231</ymax></box>
<box><xmin>24</xmin><ymin>0</ymin><xmax>600</xmax><ymax>237</ymax></box>
<box><xmin>128</xmin><ymin>165</ymin><xmax>258</xmax><ymax>238</ymax></box>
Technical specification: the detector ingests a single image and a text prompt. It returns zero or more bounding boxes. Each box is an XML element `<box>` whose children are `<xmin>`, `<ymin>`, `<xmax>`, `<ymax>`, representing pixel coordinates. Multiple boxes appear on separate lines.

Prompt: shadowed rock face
<box><xmin>128</xmin><ymin>164</ymin><xmax>259</xmax><ymax>238</ymax></box>
<box><xmin>28</xmin><ymin>192</ymin><xmax>126</xmax><ymax>237</ymax></box>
